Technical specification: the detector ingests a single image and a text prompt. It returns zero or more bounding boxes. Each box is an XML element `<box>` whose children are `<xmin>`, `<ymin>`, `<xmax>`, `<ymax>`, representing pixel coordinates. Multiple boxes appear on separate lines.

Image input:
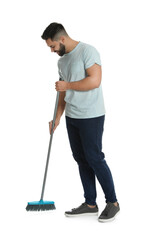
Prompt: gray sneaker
<box><xmin>65</xmin><ymin>203</ymin><xmax>99</xmax><ymax>217</ymax></box>
<box><xmin>98</xmin><ymin>202</ymin><xmax>120</xmax><ymax>222</ymax></box>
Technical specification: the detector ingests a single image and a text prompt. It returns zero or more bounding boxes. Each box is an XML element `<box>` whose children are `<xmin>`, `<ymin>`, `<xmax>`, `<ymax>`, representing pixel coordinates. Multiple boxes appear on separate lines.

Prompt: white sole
<box><xmin>98</xmin><ymin>210</ymin><xmax>120</xmax><ymax>223</ymax></box>
<box><xmin>65</xmin><ymin>212</ymin><xmax>99</xmax><ymax>217</ymax></box>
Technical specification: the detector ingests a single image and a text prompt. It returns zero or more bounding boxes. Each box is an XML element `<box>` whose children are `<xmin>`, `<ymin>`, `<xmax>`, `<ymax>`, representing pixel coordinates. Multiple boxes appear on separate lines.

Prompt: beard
<box><xmin>56</xmin><ymin>43</ymin><xmax>66</xmax><ymax>56</ymax></box>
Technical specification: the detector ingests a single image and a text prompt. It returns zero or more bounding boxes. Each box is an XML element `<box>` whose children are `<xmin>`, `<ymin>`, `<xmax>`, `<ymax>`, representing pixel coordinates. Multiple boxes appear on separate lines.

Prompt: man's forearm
<box><xmin>56</xmin><ymin>92</ymin><xmax>66</xmax><ymax>120</ymax></box>
<box><xmin>55</xmin><ymin>76</ymin><xmax>101</xmax><ymax>92</ymax></box>
<box><xmin>68</xmin><ymin>76</ymin><xmax>100</xmax><ymax>91</ymax></box>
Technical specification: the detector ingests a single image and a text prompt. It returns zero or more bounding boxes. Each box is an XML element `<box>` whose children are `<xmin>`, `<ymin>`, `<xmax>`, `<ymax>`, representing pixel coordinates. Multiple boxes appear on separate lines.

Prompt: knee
<box><xmin>73</xmin><ymin>153</ymin><xmax>87</xmax><ymax>166</ymax></box>
<box><xmin>86</xmin><ymin>153</ymin><xmax>106</xmax><ymax>169</ymax></box>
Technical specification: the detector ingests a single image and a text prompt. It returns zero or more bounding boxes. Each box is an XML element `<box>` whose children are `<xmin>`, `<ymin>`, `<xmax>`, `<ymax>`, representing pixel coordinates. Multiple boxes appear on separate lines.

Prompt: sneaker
<box><xmin>65</xmin><ymin>203</ymin><xmax>99</xmax><ymax>217</ymax></box>
<box><xmin>98</xmin><ymin>202</ymin><xmax>120</xmax><ymax>222</ymax></box>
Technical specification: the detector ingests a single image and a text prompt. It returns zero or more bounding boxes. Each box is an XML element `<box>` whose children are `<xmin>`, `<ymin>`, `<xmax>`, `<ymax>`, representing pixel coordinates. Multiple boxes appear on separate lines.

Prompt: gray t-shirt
<box><xmin>58</xmin><ymin>42</ymin><xmax>105</xmax><ymax>118</ymax></box>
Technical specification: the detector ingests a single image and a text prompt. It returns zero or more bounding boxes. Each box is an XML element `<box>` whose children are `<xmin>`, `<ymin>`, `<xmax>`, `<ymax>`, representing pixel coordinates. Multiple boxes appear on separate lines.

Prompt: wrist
<box><xmin>67</xmin><ymin>82</ymin><xmax>72</xmax><ymax>90</ymax></box>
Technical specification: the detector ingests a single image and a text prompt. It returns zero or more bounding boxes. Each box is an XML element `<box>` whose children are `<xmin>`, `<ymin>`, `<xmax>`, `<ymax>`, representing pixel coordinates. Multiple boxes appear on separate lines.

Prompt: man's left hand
<box><xmin>55</xmin><ymin>81</ymin><xmax>69</xmax><ymax>92</ymax></box>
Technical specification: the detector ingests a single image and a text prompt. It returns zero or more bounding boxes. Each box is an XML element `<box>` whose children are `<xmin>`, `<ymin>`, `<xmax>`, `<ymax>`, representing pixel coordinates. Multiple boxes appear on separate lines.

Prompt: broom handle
<box><xmin>40</xmin><ymin>86</ymin><xmax>60</xmax><ymax>201</ymax></box>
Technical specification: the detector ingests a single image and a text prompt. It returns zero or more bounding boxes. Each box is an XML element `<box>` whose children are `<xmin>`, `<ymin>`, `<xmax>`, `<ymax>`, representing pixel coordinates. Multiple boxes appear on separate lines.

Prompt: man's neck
<box><xmin>65</xmin><ymin>39</ymin><xmax>79</xmax><ymax>53</ymax></box>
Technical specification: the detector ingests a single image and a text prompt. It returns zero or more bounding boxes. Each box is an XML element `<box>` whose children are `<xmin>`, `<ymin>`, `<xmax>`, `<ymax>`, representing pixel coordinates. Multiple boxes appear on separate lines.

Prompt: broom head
<box><xmin>26</xmin><ymin>200</ymin><xmax>55</xmax><ymax>211</ymax></box>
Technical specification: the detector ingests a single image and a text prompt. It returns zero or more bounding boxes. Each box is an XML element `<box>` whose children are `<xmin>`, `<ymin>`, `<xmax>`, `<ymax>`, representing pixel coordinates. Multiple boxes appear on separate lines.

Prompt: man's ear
<box><xmin>59</xmin><ymin>36</ymin><xmax>66</xmax><ymax>44</ymax></box>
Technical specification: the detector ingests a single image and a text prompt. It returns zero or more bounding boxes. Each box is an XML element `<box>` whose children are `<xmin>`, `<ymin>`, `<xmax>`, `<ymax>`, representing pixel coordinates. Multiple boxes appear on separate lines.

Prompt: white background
<box><xmin>0</xmin><ymin>0</ymin><xmax>152</xmax><ymax>239</ymax></box>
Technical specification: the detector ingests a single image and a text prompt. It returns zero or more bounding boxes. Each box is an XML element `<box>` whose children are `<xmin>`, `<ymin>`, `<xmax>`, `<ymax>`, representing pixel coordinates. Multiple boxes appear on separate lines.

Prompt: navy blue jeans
<box><xmin>66</xmin><ymin>115</ymin><xmax>117</xmax><ymax>205</ymax></box>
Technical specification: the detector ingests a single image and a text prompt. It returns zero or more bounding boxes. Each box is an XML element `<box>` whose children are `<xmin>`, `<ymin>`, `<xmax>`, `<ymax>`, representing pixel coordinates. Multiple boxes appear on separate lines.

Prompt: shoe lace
<box><xmin>71</xmin><ymin>203</ymin><xmax>86</xmax><ymax>211</ymax></box>
<box><xmin>102</xmin><ymin>203</ymin><xmax>112</xmax><ymax>216</ymax></box>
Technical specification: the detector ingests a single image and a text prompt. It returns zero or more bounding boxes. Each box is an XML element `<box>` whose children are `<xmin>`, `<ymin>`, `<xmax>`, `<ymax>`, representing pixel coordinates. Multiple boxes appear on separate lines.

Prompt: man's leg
<box><xmin>66</xmin><ymin>116</ymin><xmax>97</xmax><ymax>206</ymax></box>
<box><xmin>78</xmin><ymin>115</ymin><xmax>117</xmax><ymax>204</ymax></box>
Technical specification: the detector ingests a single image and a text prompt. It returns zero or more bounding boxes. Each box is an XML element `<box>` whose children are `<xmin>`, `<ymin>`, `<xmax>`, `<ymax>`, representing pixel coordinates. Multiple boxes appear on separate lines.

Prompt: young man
<box><xmin>41</xmin><ymin>22</ymin><xmax>120</xmax><ymax>222</ymax></box>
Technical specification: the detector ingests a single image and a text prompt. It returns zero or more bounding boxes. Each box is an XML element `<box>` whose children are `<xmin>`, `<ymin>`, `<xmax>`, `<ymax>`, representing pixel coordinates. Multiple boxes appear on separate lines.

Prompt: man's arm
<box><xmin>56</xmin><ymin>91</ymin><xmax>66</xmax><ymax>120</ymax></box>
<box><xmin>55</xmin><ymin>64</ymin><xmax>102</xmax><ymax>92</ymax></box>
<box><xmin>49</xmin><ymin>91</ymin><xmax>66</xmax><ymax>133</ymax></box>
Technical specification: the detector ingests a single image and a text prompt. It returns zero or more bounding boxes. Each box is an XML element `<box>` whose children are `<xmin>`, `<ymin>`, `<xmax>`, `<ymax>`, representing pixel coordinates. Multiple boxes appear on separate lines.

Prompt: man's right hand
<box><xmin>49</xmin><ymin>118</ymin><xmax>60</xmax><ymax>134</ymax></box>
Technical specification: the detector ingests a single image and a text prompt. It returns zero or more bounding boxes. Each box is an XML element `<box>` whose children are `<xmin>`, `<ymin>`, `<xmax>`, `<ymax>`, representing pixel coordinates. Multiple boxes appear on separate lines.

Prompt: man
<box><xmin>41</xmin><ymin>22</ymin><xmax>120</xmax><ymax>222</ymax></box>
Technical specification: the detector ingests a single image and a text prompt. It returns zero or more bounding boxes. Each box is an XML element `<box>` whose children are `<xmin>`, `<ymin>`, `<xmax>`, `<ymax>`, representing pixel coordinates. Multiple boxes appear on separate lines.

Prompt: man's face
<box><xmin>46</xmin><ymin>38</ymin><xmax>66</xmax><ymax>56</ymax></box>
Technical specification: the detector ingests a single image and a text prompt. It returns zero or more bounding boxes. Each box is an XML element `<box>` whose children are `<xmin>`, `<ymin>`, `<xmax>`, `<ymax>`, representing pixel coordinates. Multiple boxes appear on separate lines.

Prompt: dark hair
<box><xmin>41</xmin><ymin>22</ymin><xmax>68</xmax><ymax>41</ymax></box>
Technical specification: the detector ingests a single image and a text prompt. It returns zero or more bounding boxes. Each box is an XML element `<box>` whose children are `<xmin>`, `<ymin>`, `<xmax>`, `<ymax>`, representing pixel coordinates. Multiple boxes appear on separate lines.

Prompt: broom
<box><xmin>26</xmin><ymin>85</ymin><xmax>60</xmax><ymax>211</ymax></box>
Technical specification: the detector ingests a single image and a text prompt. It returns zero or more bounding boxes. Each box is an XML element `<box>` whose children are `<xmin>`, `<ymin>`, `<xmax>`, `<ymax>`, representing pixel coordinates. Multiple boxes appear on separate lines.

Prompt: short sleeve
<box><xmin>58</xmin><ymin>69</ymin><xmax>64</xmax><ymax>80</ymax></box>
<box><xmin>58</xmin><ymin>60</ymin><xmax>64</xmax><ymax>80</ymax></box>
<box><xmin>83</xmin><ymin>45</ymin><xmax>101</xmax><ymax>70</ymax></box>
